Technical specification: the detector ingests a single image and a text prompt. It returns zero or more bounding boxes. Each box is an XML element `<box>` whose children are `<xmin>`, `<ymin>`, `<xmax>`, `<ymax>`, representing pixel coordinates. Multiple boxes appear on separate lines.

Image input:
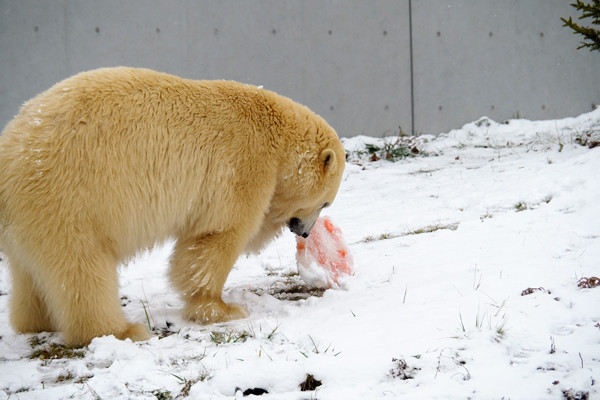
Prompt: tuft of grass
<box><xmin>56</xmin><ymin>371</ymin><xmax>74</xmax><ymax>383</ymax></box>
<box><xmin>514</xmin><ymin>196</ymin><xmax>552</xmax><ymax>213</ymax></box>
<box><xmin>361</xmin><ymin>224</ymin><xmax>458</xmax><ymax>243</ymax></box>
<box><xmin>573</xmin><ymin>129</ymin><xmax>600</xmax><ymax>149</ymax></box>
<box><xmin>172</xmin><ymin>370</ymin><xmax>211</xmax><ymax>397</ymax></box>
<box><xmin>480</xmin><ymin>212</ymin><xmax>494</xmax><ymax>221</ymax></box>
<box><xmin>264</xmin><ymin>323</ymin><xmax>280</xmax><ymax>341</ymax></box>
<box><xmin>514</xmin><ymin>201</ymin><xmax>529</xmax><ymax>212</ymax></box>
<box><xmin>180</xmin><ymin>380</ymin><xmax>194</xmax><ymax>397</ymax></box>
<box><xmin>562</xmin><ymin>388</ymin><xmax>590</xmax><ymax>400</ymax></box>
<box><xmin>473</xmin><ymin>270</ymin><xmax>482</xmax><ymax>291</ymax></box>
<box><xmin>152</xmin><ymin>390</ymin><xmax>173</xmax><ymax>400</ymax></box>
<box><xmin>28</xmin><ymin>335</ymin><xmax>48</xmax><ymax>348</ymax></box>
<box><xmin>406</xmin><ymin>223</ymin><xmax>458</xmax><ymax>235</ymax></box>
<box><xmin>362</xmin><ymin>232</ymin><xmax>399</xmax><ymax>243</ymax></box>
<box><xmin>153</xmin><ymin>321</ymin><xmax>181</xmax><ymax>340</ymax></box>
<box><xmin>74</xmin><ymin>375</ymin><xmax>94</xmax><ymax>385</ymax></box>
<box><xmin>458</xmin><ymin>302</ymin><xmax>508</xmax><ymax>340</ymax></box>
<box><xmin>210</xmin><ymin>328</ymin><xmax>254</xmax><ymax>345</ymax></box>
<box><xmin>28</xmin><ymin>337</ymin><xmax>86</xmax><ymax>363</ymax></box>
<box><xmin>141</xmin><ymin>300</ymin><xmax>155</xmax><ymax>332</ymax></box>
<box><xmin>511</xmin><ymin>111</ymin><xmax>525</xmax><ymax>120</ymax></box>
<box><xmin>459</xmin><ymin>312</ymin><xmax>466</xmax><ymax>333</ymax></box>
<box><xmin>496</xmin><ymin>325</ymin><xmax>507</xmax><ymax>338</ymax></box>
<box><xmin>521</xmin><ymin>287</ymin><xmax>551</xmax><ymax>296</ymax></box>
<box><xmin>347</xmin><ymin>126</ymin><xmax>425</xmax><ymax>163</ymax></box>
<box><xmin>365</xmin><ymin>139</ymin><xmax>419</xmax><ymax>161</ymax></box>
<box><xmin>301</xmin><ymin>335</ymin><xmax>341</xmax><ymax>357</ymax></box>
<box><xmin>389</xmin><ymin>357</ymin><xmax>419</xmax><ymax>380</ymax></box>
<box><xmin>299</xmin><ymin>374</ymin><xmax>322</xmax><ymax>391</ymax></box>
<box><xmin>577</xmin><ymin>276</ymin><xmax>600</xmax><ymax>289</ymax></box>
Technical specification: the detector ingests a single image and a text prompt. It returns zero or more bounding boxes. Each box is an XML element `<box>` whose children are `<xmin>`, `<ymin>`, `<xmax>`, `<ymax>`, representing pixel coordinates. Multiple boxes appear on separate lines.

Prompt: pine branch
<box><xmin>562</xmin><ymin>1</ymin><xmax>600</xmax><ymax>52</ymax></box>
<box><xmin>571</xmin><ymin>0</ymin><xmax>600</xmax><ymax>24</ymax></box>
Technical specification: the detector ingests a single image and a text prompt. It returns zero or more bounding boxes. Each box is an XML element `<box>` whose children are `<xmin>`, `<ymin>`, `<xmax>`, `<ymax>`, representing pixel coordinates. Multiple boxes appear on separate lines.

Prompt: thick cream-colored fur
<box><xmin>0</xmin><ymin>67</ymin><xmax>345</xmax><ymax>346</ymax></box>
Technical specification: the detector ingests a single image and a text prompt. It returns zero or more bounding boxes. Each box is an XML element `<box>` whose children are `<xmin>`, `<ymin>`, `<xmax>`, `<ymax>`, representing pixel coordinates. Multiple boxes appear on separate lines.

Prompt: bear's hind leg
<box><xmin>169</xmin><ymin>231</ymin><xmax>248</xmax><ymax>324</ymax></box>
<box><xmin>8</xmin><ymin>261</ymin><xmax>54</xmax><ymax>334</ymax></box>
<box><xmin>41</xmin><ymin>251</ymin><xmax>151</xmax><ymax>346</ymax></box>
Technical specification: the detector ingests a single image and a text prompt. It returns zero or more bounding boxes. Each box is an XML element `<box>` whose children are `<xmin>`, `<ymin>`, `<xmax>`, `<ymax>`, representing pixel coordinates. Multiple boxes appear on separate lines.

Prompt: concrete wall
<box><xmin>412</xmin><ymin>0</ymin><xmax>600</xmax><ymax>134</ymax></box>
<box><xmin>1</xmin><ymin>0</ymin><xmax>598</xmax><ymax>137</ymax></box>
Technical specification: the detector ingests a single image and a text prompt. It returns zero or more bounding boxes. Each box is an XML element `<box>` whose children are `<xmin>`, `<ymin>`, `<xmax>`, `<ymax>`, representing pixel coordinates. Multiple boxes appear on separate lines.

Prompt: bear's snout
<box><xmin>288</xmin><ymin>217</ymin><xmax>309</xmax><ymax>238</ymax></box>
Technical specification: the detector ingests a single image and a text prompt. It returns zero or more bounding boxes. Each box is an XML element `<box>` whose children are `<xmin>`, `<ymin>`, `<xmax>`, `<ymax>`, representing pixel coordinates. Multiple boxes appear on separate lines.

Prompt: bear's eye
<box><xmin>322</xmin><ymin>202</ymin><xmax>330</xmax><ymax>209</ymax></box>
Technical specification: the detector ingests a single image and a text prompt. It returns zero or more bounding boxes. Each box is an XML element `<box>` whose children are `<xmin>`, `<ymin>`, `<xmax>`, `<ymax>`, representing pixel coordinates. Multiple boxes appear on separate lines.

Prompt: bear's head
<box><xmin>285</xmin><ymin>146</ymin><xmax>344</xmax><ymax>238</ymax></box>
<box><xmin>270</xmin><ymin>115</ymin><xmax>346</xmax><ymax>239</ymax></box>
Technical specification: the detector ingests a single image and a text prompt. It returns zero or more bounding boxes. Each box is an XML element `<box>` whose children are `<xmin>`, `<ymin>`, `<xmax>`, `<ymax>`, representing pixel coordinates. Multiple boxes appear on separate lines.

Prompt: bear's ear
<box><xmin>320</xmin><ymin>149</ymin><xmax>337</xmax><ymax>174</ymax></box>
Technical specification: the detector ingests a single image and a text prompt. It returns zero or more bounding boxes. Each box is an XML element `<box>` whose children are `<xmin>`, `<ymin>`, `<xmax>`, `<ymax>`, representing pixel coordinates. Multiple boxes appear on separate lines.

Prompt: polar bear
<box><xmin>0</xmin><ymin>67</ymin><xmax>345</xmax><ymax>346</ymax></box>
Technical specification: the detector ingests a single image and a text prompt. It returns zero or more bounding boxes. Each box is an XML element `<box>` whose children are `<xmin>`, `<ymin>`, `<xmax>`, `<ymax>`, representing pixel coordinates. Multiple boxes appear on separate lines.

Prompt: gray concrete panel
<box><xmin>412</xmin><ymin>0</ymin><xmax>600</xmax><ymax>134</ymax></box>
<box><xmin>183</xmin><ymin>0</ymin><xmax>411</xmax><ymax>137</ymax></box>
<box><xmin>0</xmin><ymin>0</ymin><xmax>68</xmax><ymax>120</ymax></box>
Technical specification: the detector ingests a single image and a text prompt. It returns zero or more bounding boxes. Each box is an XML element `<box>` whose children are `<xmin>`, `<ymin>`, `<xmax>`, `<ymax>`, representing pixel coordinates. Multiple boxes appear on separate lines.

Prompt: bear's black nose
<box><xmin>288</xmin><ymin>217</ymin><xmax>308</xmax><ymax>237</ymax></box>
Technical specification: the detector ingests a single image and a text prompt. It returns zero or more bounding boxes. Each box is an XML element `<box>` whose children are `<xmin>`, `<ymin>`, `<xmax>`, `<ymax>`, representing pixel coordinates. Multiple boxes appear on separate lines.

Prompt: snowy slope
<box><xmin>0</xmin><ymin>109</ymin><xmax>599</xmax><ymax>400</ymax></box>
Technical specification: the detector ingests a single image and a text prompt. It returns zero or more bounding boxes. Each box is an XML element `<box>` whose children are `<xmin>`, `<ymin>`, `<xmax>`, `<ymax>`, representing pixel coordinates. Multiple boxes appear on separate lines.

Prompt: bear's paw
<box><xmin>115</xmin><ymin>323</ymin><xmax>152</xmax><ymax>342</ymax></box>
<box><xmin>184</xmin><ymin>299</ymin><xmax>248</xmax><ymax>325</ymax></box>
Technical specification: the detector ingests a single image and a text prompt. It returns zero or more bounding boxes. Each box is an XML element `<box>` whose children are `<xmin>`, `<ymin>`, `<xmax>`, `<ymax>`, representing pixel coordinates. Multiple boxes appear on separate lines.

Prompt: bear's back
<box><xmin>0</xmin><ymin>68</ymin><xmax>303</xmax><ymax>257</ymax></box>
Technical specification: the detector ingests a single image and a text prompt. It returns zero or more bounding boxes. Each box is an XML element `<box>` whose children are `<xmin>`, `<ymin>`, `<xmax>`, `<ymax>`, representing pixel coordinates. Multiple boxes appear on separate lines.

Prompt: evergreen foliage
<box><xmin>561</xmin><ymin>0</ymin><xmax>600</xmax><ymax>52</ymax></box>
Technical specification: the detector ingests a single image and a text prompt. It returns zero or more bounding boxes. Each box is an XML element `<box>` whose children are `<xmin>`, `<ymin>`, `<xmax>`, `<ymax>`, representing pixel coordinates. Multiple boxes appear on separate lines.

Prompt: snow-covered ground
<box><xmin>1</xmin><ymin>109</ymin><xmax>599</xmax><ymax>400</ymax></box>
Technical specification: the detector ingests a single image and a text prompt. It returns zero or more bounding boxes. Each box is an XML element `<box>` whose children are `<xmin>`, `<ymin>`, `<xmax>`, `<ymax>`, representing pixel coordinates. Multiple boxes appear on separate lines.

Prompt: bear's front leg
<box><xmin>8</xmin><ymin>259</ymin><xmax>55</xmax><ymax>334</ymax></box>
<box><xmin>169</xmin><ymin>230</ymin><xmax>248</xmax><ymax>324</ymax></box>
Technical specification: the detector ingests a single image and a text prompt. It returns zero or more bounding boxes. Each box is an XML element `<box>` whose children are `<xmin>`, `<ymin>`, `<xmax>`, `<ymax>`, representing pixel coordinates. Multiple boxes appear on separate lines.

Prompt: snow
<box><xmin>1</xmin><ymin>109</ymin><xmax>599</xmax><ymax>399</ymax></box>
